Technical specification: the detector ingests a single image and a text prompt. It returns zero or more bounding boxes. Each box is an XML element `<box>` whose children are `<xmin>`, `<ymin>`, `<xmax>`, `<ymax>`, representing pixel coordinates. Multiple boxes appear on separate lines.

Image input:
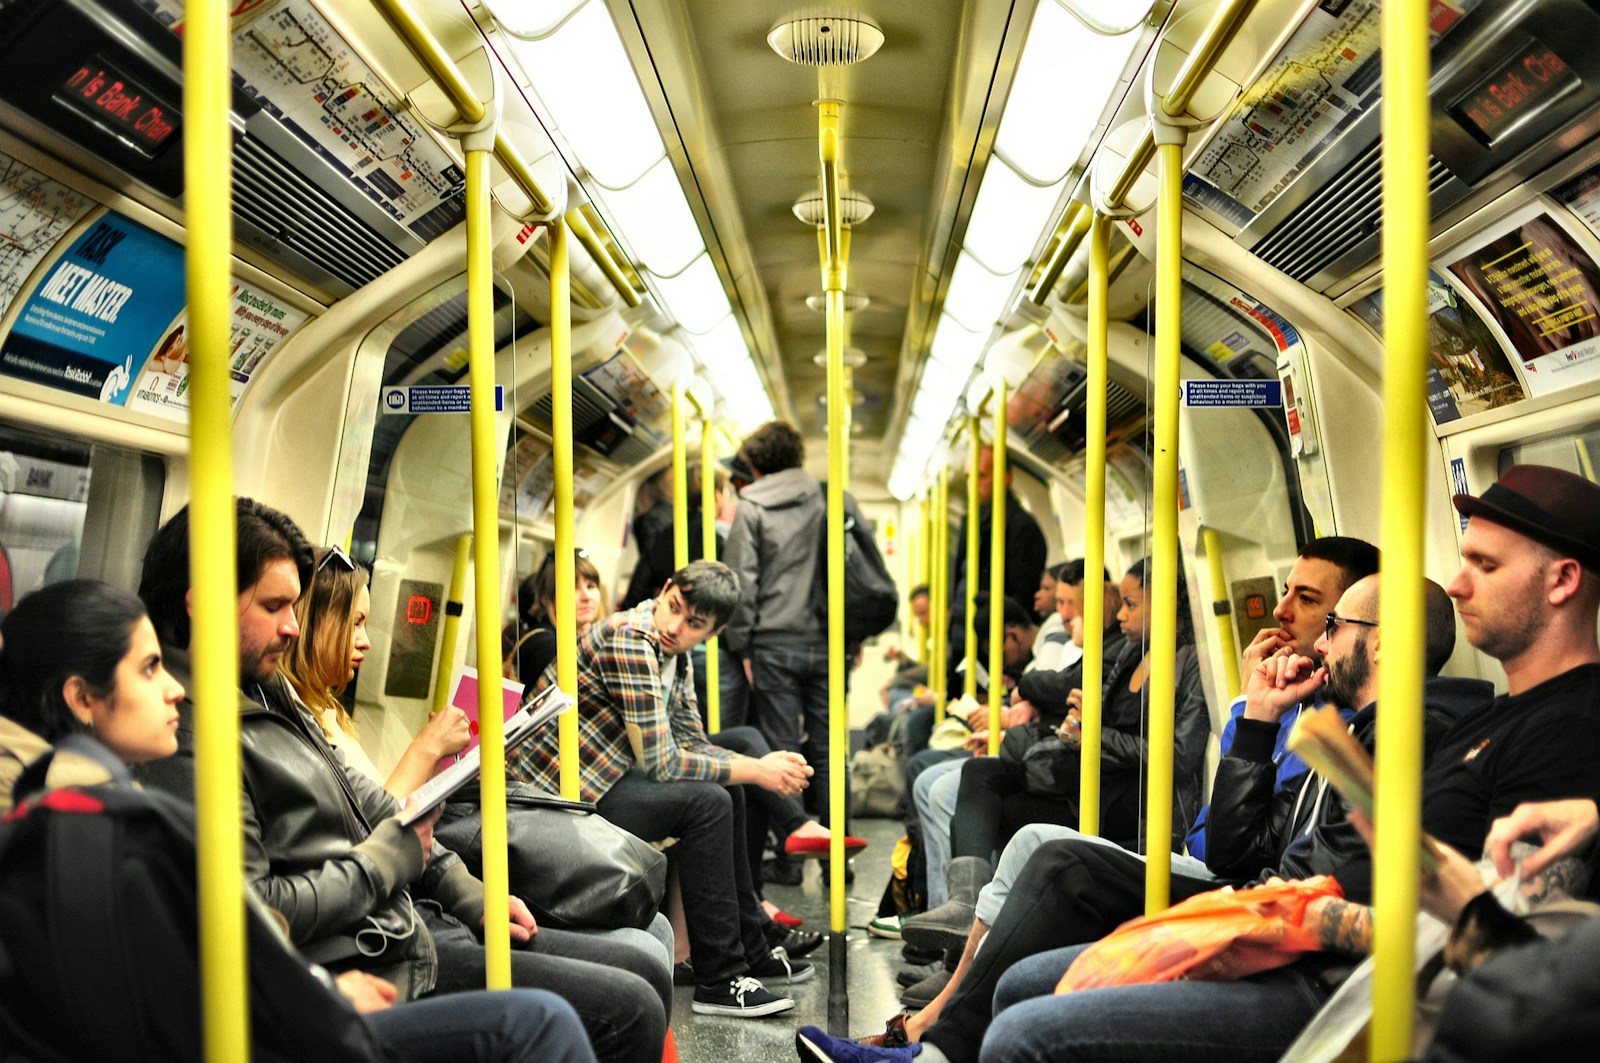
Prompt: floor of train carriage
<box><xmin>672</xmin><ymin>814</ymin><xmax>908</xmax><ymax>1061</ymax></box>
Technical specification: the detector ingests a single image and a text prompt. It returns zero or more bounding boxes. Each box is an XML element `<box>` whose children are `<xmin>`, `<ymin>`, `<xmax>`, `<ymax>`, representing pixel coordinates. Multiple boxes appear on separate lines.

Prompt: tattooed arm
<box><xmin>1307</xmin><ymin>896</ymin><xmax>1374</xmax><ymax>956</ymax></box>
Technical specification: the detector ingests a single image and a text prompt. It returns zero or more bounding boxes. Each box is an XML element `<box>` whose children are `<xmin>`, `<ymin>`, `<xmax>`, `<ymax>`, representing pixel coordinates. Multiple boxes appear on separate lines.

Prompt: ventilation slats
<box><xmin>232</xmin><ymin>137</ymin><xmax>410</xmax><ymax>289</ymax></box>
<box><xmin>1252</xmin><ymin>142</ymin><xmax>1452</xmax><ymax>284</ymax></box>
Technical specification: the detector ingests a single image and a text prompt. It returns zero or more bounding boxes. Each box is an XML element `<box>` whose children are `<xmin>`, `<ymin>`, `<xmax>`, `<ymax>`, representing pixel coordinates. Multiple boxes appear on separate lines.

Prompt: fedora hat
<box><xmin>1453</xmin><ymin>465</ymin><xmax>1600</xmax><ymax>571</ymax></box>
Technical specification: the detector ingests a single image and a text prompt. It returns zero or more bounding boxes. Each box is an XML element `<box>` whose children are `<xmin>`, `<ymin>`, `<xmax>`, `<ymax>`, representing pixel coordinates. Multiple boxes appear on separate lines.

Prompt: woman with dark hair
<box><xmin>504</xmin><ymin>549</ymin><xmax>605</xmax><ymax>685</ymax></box>
<box><xmin>281</xmin><ymin>546</ymin><xmax>469</xmax><ymax>801</ymax></box>
<box><xmin>0</xmin><ymin>578</ymin><xmax>597</xmax><ymax>1063</ymax></box>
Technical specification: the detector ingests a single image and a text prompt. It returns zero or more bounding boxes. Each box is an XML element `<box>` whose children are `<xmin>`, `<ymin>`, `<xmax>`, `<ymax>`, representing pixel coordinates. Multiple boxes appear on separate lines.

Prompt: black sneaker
<box><xmin>766</xmin><ymin>924</ymin><xmax>824</xmax><ymax>958</ymax></box>
<box><xmin>747</xmin><ymin>946</ymin><xmax>815</xmax><ymax>985</ymax></box>
<box><xmin>691</xmin><ymin>976</ymin><xmax>795</xmax><ymax>1017</ymax></box>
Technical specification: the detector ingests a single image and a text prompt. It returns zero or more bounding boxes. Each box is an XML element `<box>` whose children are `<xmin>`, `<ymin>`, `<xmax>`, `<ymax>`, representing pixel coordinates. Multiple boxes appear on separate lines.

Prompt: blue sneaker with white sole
<box><xmin>795</xmin><ymin>1025</ymin><xmax>922</xmax><ymax>1061</ymax></box>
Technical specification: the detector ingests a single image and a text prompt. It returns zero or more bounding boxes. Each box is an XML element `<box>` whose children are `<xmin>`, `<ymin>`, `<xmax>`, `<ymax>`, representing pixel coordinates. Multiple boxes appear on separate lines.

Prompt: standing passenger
<box><xmin>724</xmin><ymin>419</ymin><xmax>870</xmax><ymax>829</ymax></box>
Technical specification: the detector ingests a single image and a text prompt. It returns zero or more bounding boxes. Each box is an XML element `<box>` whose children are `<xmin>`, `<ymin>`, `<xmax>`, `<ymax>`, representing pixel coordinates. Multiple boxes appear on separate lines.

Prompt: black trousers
<box><xmin>947</xmin><ymin>756</ymin><xmax>1082</xmax><ymax>863</ymax></box>
<box><xmin>921</xmin><ymin>837</ymin><xmax>1217</xmax><ymax>1062</ymax></box>
<box><xmin>424</xmin><ymin>907</ymin><xmax>666</xmax><ymax>1063</ymax></box>
<box><xmin>596</xmin><ymin>769</ymin><xmax>769</xmax><ymax>985</ymax></box>
<box><xmin>711</xmin><ymin>726</ymin><xmax>810</xmax><ymax>891</ymax></box>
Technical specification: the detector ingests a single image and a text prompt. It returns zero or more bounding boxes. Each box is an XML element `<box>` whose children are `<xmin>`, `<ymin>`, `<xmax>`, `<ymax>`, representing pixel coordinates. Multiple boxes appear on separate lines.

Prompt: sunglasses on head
<box><xmin>316</xmin><ymin>544</ymin><xmax>355</xmax><ymax>574</ymax></box>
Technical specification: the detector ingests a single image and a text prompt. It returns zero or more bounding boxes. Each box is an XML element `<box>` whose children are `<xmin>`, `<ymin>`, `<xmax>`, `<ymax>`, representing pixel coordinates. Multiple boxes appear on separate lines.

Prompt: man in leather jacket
<box><xmin>132</xmin><ymin>499</ymin><xmax>667</xmax><ymax>1063</ymax></box>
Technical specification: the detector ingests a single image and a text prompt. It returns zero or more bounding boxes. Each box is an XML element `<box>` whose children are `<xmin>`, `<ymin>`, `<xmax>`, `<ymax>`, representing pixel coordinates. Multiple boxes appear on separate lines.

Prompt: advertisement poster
<box><xmin>1447</xmin><ymin>210</ymin><xmax>1600</xmax><ymax>398</ymax></box>
<box><xmin>0</xmin><ymin>213</ymin><xmax>186</xmax><ymax>404</ymax></box>
<box><xmin>500</xmin><ymin>433</ymin><xmax>554</xmax><ymax>520</ymax></box>
<box><xmin>121</xmin><ymin>282</ymin><xmax>310</xmax><ymax>422</ymax></box>
<box><xmin>1350</xmin><ymin>270</ymin><xmax>1524</xmax><ymax>423</ymax></box>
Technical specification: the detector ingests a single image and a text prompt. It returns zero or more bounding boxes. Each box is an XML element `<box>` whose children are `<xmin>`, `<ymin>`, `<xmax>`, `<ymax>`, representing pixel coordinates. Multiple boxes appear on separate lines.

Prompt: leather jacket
<box><xmin>1204</xmin><ymin>675</ymin><xmax>1494</xmax><ymax>904</ymax></box>
<box><xmin>135</xmin><ymin>646</ymin><xmax>485</xmax><ymax>998</ymax></box>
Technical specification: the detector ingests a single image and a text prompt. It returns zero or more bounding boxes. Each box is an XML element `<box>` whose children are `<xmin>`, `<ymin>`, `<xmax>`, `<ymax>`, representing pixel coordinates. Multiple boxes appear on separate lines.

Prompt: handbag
<box><xmin>999</xmin><ymin>721</ymin><xmax>1082</xmax><ymax>797</ymax></box>
<box><xmin>436</xmin><ymin>782</ymin><xmax>667</xmax><ymax>931</ymax></box>
<box><xmin>850</xmin><ymin>742</ymin><xmax>904</xmax><ymax>817</ymax></box>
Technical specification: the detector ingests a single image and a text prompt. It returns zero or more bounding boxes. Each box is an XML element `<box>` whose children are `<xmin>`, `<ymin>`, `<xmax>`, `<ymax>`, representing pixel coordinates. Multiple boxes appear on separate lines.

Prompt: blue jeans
<box><xmin>370</xmin><ymin>988</ymin><xmax>597</xmax><ymax>1063</ymax></box>
<box><xmin>916</xmin><ymin>757</ymin><xmax>966</xmax><ymax>907</ymax></box>
<box><xmin>981</xmin><ymin>944</ymin><xmax>1330</xmax><ymax>1063</ymax></box>
<box><xmin>750</xmin><ymin>643</ymin><xmax>838</xmax><ymax>825</ymax></box>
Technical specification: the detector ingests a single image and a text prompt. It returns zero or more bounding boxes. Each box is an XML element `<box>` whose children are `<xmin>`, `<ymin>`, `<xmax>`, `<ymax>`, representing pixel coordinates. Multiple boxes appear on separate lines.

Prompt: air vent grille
<box><xmin>766</xmin><ymin>17</ymin><xmax>884</xmax><ymax>66</ymax></box>
<box><xmin>1251</xmin><ymin>143</ymin><xmax>1452</xmax><ymax>283</ymax></box>
<box><xmin>234</xmin><ymin>137</ymin><xmax>410</xmax><ymax>290</ymax></box>
<box><xmin>526</xmin><ymin>376</ymin><xmax>612</xmax><ymax>434</ymax></box>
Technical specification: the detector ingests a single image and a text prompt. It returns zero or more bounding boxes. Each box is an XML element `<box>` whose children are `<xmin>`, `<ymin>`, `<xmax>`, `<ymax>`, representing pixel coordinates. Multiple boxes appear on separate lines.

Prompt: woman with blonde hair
<box><xmin>281</xmin><ymin>545</ymin><xmax>469</xmax><ymax>801</ymax></box>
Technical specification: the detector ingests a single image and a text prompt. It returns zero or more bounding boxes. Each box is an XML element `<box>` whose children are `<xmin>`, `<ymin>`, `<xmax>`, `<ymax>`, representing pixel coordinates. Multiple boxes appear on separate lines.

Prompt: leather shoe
<box><xmin>767</xmin><ymin>924</ymin><xmax>824</xmax><ymax>958</ymax></box>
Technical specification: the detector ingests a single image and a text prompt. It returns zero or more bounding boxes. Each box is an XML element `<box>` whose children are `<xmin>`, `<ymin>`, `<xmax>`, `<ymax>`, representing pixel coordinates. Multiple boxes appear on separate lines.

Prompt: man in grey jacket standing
<box><xmin>724</xmin><ymin>420</ymin><xmax>861</xmax><ymax>828</ymax></box>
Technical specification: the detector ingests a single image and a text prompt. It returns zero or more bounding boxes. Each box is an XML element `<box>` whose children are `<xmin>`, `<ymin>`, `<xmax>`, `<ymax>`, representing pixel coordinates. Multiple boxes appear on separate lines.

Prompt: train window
<box><xmin>1498</xmin><ymin>426</ymin><xmax>1600</xmax><ymax>480</ymax></box>
<box><xmin>0</xmin><ymin>419</ymin><xmax>162</xmax><ymax>615</ymax></box>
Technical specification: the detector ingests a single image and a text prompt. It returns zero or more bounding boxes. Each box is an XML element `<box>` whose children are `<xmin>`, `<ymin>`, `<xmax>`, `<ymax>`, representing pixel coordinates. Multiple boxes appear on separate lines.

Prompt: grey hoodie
<box><xmin>723</xmin><ymin>466</ymin><xmax>866</xmax><ymax>653</ymax></box>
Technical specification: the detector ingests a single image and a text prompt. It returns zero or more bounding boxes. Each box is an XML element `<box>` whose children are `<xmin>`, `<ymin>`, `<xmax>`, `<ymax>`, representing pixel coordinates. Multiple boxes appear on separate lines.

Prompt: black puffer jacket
<box><xmin>1204</xmin><ymin>675</ymin><xmax>1493</xmax><ymax>904</ymax></box>
<box><xmin>135</xmin><ymin>647</ymin><xmax>485</xmax><ymax>998</ymax></box>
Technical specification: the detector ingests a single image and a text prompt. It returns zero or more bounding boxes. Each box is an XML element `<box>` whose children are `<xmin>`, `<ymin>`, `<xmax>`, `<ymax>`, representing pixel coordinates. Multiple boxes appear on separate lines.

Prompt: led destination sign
<box><xmin>1451</xmin><ymin>36</ymin><xmax>1578</xmax><ymax>148</ymax></box>
<box><xmin>54</xmin><ymin>57</ymin><xmax>179</xmax><ymax>158</ymax></box>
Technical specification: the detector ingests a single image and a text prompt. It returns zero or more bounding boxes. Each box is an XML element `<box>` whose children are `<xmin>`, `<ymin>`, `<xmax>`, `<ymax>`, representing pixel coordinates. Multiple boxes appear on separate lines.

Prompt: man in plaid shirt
<box><xmin>510</xmin><ymin>560</ymin><xmax>816</xmax><ymax>1018</ymax></box>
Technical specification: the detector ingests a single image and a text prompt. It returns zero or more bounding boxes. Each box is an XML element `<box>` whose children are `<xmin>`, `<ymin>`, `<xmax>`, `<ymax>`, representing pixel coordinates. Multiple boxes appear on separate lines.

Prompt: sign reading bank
<box><xmin>0</xmin><ymin>212</ymin><xmax>186</xmax><ymax>405</ymax></box>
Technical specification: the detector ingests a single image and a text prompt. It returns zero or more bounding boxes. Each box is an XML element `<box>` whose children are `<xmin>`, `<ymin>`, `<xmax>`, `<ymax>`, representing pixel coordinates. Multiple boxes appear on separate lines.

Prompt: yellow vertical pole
<box><xmin>431</xmin><ymin>534</ymin><xmax>474</xmax><ymax>715</ymax></box>
<box><xmin>702</xmin><ymin>417</ymin><xmax>721</xmax><ymax>733</ymax></box>
<box><xmin>963</xmin><ymin>423</ymin><xmax>981</xmax><ymax>698</ymax></box>
<box><xmin>464</xmin><ymin>145</ymin><xmax>511</xmax><ymax>989</ymax></box>
<box><xmin>672</xmin><ymin>383</ymin><xmax>689</xmax><ymax>571</ymax></box>
<box><xmin>932</xmin><ymin>467</ymin><xmax>950</xmax><ymax>719</ymax></box>
<box><xmin>551</xmin><ymin>220</ymin><xmax>580</xmax><ymax>802</ymax></box>
<box><xmin>818</xmin><ymin>97</ymin><xmax>850</xmax><ymax>1033</ymax></box>
<box><xmin>1080</xmin><ymin>213</ymin><xmax>1110</xmax><ymax>838</ymax></box>
<box><xmin>987</xmin><ymin>384</ymin><xmax>1008</xmax><ymax>754</ymax></box>
<box><xmin>1372</xmin><ymin>1</ymin><xmax>1431</xmax><ymax>1057</ymax></box>
<box><xmin>918</xmin><ymin>497</ymin><xmax>932</xmax><ymax>663</ymax></box>
<box><xmin>1145</xmin><ymin>134</ymin><xmax>1186</xmax><ymax>915</ymax></box>
<box><xmin>185</xmin><ymin>0</ymin><xmax>248</xmax><ymax>1055</ymax></box>
<box><xmin>1202</xmin><ymin>527</ymin><xmax>1242</xmax><ymax>700</ymax></box>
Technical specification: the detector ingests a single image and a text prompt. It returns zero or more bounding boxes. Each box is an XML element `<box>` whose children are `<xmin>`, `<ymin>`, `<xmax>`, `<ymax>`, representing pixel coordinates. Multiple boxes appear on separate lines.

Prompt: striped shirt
<box><xmin>506</xmin><ymin>600</ymin><xmax>734</xmax><ymax>802</ymax></box>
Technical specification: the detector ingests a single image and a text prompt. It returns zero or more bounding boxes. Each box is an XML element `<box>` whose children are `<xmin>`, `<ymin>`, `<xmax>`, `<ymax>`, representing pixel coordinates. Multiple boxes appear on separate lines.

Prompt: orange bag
<box><xmin>1056</xmin><ymin>875</ymin><xmax>1344</xmax><ymax>994</ymax></box>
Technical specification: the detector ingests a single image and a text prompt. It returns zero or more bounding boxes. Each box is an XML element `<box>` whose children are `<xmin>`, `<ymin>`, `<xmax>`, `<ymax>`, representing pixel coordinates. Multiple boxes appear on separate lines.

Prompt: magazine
<box><xmin>398</xmin><ymin>684</ymin><xmax>573</xmax><ymax>826</ymax></box>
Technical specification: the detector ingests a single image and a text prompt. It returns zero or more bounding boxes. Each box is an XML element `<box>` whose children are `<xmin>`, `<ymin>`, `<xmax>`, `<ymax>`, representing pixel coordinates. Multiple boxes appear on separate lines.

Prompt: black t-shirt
<box><xmin>1422</xmin><ymin>662</ymin><xmax>1600</xmax><ymax>858</ymax></box>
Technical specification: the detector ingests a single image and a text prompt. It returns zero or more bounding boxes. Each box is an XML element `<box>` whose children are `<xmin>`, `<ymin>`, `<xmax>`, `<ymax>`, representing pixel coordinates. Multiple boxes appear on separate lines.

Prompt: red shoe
<box><xmin>771</xmin><ymin>907</ymin><xmax>805</xmax><ymax>929</ymax></box>
<box><xmin>784</xmin><ymin>833</ymin><xmax>868</xmax><ymax>857</ymax></box>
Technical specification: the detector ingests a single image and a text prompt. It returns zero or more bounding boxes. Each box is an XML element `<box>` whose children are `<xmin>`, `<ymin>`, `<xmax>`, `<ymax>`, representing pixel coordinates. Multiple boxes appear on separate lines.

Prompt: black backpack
<box><xmin>0</xmin><ymin>744</ymin><xmax>393</xmax><ymax>1063</ymax></box>
<box><xmin>811</xmin><ymin>484</ymin><xmax>899</xmax><ymax>645</ymax></box>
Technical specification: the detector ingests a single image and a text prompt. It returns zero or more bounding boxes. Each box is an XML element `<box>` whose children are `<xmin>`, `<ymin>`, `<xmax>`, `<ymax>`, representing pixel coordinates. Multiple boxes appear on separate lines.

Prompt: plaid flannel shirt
<box><xmin>506</xmin><ymin>600</ymin><xmax>733</xmax><ymax>802</ymax></box>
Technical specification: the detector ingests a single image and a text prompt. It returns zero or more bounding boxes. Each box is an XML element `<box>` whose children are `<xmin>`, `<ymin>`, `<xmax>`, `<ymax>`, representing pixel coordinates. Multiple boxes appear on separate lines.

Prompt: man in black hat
<box><xmin>798</xmin><ymin>464</ymin><xmax>1600</xmax><ymax>1063</ymax></box>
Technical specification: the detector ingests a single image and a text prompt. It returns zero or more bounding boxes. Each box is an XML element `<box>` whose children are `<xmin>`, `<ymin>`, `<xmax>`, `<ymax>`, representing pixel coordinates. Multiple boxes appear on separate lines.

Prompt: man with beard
<box><xmin>796</xmin><ymin>568</ymin><xmax>1477</xmax><ymax>1063</ymax></box>
<box><xmin>133</xmin><ymin>500</ymin><xmax>670</xmax><ymax>1063</ymax></box>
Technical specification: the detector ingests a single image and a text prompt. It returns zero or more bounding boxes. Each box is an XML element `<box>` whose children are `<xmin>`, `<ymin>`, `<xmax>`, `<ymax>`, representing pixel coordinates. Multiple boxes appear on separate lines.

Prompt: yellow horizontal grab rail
<box><xmin>1029</xmin><ymin>202</ymin><xmax>1089</xmax><ymax>305</ymax></box>
<box><xmin>1161</xmin><ymin>0</ymin><xmax>1255</xmax><ymax>119</ymax></box>
<box><xmin>566</xmin><ymin>208</ymin><xmax>642</xmax><ymax>309</ymax></box>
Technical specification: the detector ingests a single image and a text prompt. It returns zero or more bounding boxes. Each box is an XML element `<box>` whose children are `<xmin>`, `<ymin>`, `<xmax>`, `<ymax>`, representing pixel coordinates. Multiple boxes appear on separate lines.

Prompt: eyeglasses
<box><xmin>316</xmin><ymin>545</ymin><xmax>355</xmax><ymax>574</ymax></box>
<box><xmin>1324</xmin><ymin>613</ymin><xmax>1379</xmax><ymax>640</ymax></box>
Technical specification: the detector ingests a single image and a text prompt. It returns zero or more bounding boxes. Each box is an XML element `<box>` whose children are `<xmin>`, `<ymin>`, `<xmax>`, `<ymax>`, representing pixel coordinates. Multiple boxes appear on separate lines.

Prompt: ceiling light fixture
<box><xmin>767</xmin><ymin>16</ymin><xmax>885</xmax><ymax>66</ymax></box>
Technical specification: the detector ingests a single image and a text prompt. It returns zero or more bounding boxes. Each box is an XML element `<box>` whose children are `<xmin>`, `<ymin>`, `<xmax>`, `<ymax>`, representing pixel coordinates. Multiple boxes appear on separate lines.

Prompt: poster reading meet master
<box><xmin>0</xmin><ymin>213</ymin><xmax>186</xmax><ymax>404</ymax></box>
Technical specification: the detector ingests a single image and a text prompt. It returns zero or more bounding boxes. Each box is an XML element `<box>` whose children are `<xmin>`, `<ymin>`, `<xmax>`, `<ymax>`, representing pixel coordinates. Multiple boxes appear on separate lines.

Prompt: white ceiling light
<box><xmin>502</xmin><ymin>1</ymin><xmax>664</xmax><ymax>188</ymax></box>
<box><xmin>792</xmin><ymin>189</ymin><xmax>876</xmax><ymax>227</ymax></box>
<box><xmin>653</xmin><ymin>253</ymin><xmax>733</xmax><ymax>333</ymax></box>
<box><xmin>805</xmin><ymin>292</ymin><xmax>871</xmax><ymax>313</ymax></box>
<box><xmin>592</xmin><ymin>156</ymin><xmax>705</xmax><ymax>276</ymax></box>
<box><xmin>962</xmin><ymin>160</ymin><xmax>1065</xmax><ymax>275</ymax></box>
<box><xmin>929</xmin><ymin>313</ymin><xmax>987</xmax><ymax>374</ymax></box>
<box><xmin>942</xmin><ymin>253</ymin><xmax>1021</xmax><ymax>333</ymax></box>
<box><xmin>995</xmin><ymin>1</ymin><xmax>1144</xmax><ymax>185</ymax></box>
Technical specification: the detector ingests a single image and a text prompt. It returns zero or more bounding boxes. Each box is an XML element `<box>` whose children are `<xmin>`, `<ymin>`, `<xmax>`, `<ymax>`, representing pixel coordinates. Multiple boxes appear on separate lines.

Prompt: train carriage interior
<box><xmin>4</xmin><ymin>0</ymin><xmax>1600</xmax><ymax>1058</ymax></box>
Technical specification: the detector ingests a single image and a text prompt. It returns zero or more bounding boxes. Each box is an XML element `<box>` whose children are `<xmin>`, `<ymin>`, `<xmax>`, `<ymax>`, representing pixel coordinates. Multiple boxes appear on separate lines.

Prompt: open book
<box><xmin>1284</xmin><ymin>703</ymin><xmax>1442</xmax><ymax>873</ymax></box>
<box><xmin>398</xmin><ymin>683</ymin><xmax>574</xmax><ymax>826</ymax></box>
